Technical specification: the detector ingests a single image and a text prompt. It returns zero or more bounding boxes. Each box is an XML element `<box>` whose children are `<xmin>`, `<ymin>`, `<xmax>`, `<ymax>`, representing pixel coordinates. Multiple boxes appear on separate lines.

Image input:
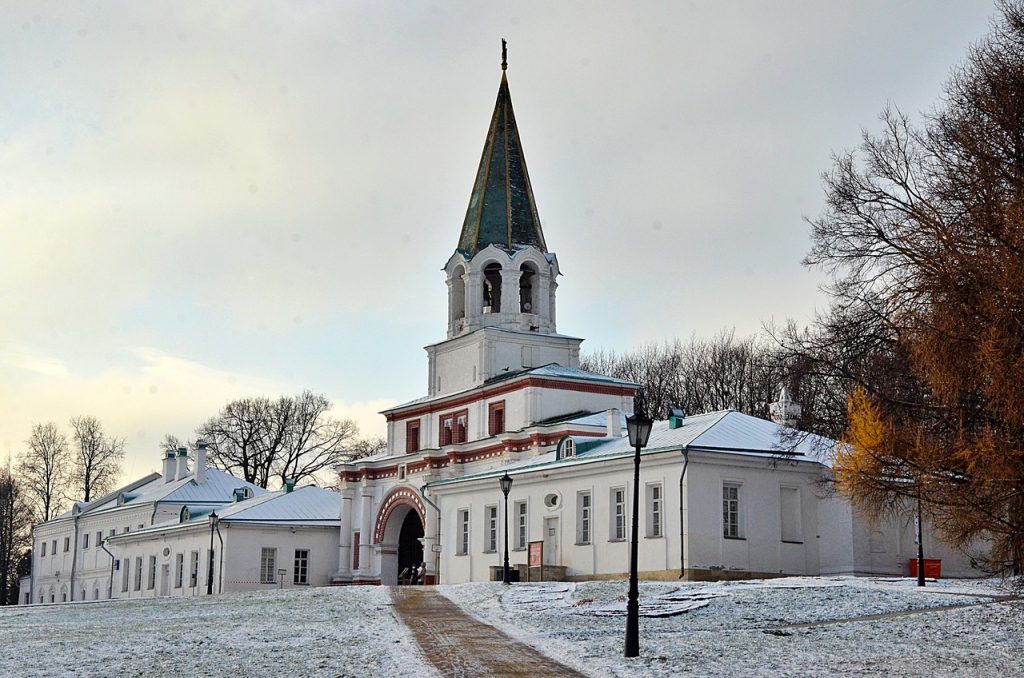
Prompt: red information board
<box><xmin>528</xmin><ymin>540</ymin><xmax>543</xmax><ymax>567</ymax></box>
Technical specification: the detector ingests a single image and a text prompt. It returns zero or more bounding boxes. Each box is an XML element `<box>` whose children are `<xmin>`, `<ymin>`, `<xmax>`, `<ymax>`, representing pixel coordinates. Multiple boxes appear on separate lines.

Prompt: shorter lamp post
<box><xmin>500</xmin><ymin>472</ymin><xmax>514</xmax><ymax>584</ymax></box>
<box><xmin>207</xmin><ymin>511</ymin><xmax>218</xmax><ymax>596</ymax></box>
<box><xmin>624</xmin><ymin>395</ymin><xmax>653</xmax><ymax>658</ymax></box>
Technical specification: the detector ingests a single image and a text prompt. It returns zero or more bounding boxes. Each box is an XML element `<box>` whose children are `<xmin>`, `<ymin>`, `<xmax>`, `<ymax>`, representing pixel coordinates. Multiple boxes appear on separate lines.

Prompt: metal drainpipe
<box><xmin>215</xmin><ymin>521</ymin><xmax>225</xmax><ymax>594</ymax></box>
<box><xmin>678</xmin><ymin>449</ymin><xmax>689</xmax><ymax>579</ymax></box>
<box><xmin>419</xmin><ymin>483</ymin><xmax>442</xmax><ymax>584</ymax></box>
<box><xmin>99</xmin><ymin>540</ymin><xmax>116</xmax><ymax>600</ymax></box>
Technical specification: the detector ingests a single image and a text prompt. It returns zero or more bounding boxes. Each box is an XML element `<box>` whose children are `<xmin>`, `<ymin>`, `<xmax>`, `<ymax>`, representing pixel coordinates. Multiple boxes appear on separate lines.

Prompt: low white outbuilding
<box><xmin>106</xmin><ymin>484</ymin><xmax>341</xmax><ymax>597</ymax></box>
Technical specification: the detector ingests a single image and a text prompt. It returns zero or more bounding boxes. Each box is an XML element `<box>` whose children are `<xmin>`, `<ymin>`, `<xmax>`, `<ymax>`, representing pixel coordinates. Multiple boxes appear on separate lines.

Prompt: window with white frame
<box><xmin>294</xmin><ymin>549</ymin><xmax>309</xmax><ymax>585</ymax></box>
<box><xmin>147</xmin><ymin>556</ymin><xmax>156</xmax><ymax>590</ymax></box>
<box><xmin>41</xmin><ymin>541</ymin><xmax>46</xmax><ymax>557</ymax></box>
<box><xmin>260</xmin><ymin>548</ymin><xmax>277</xmax><ymax>584</ymax></box>
<box><xmin>723</xmin><ymin>483</ymin><xmax>741</xmax><ymax>538</ymax></box>
<box><xmin>96</xmin><ymin>531</ymin><xmax>103</xmax><ymax>548</ymax></box>
<box><xmin>51</xmin><ymin>539</ymin><xmax>56</xmax><ymax>555</ymax></box>
<box><xmin>121</xmin><ymin>559</ymin><xmax>130</xmax><ymax>592</ymax></box>
<box><xmin>576</xmin><ymin>492</ymin><xmax>592</xmax><ymax>544</ymax></box>
<box><xmin>611</xmin><ymin>487</ymin><xmax>626</xmax><ymax>541</ymax></box>
<box><xmin>83</xmin><ymin>533</ymin><xmax>89</xmax><ymax>549</ymax></box>
<box><xmin>485</xmin><ymin>505</ymin><xmax>498</xmax><ymax>553</ymax></box>
<box><xmin>646</xmin><ymin>484</ymin><xmax>663</xmax><ymax>538</ymax></box>
<box><xmin>63</xmin><ymin>537</ymin><xmax>69</xmax><ymax>552</ymax></box>
<box><xmin>189</xmin><ymin>551</ymin><xmax>199</xmax><ymax>587</ymax></box>
<box><xmin>515</xmin><ymin>500</ymin><xmax>528</xmax><ymax>549</ymax></box>
<box><xmin>457</xmin><ymin>509</ymin><xmax>470</xmax><ymax>555</ymax></box>
<box><xmin>174</xmin><ymin>553</ymin><xmax>184</xmax><ymax>588</ymax></box>
<box><xmin>780</xmin><ymin>486</ymin><xmax>802</xmax><ymax>543</ymax></box>
<box><xmin>133</xmin><ymin>556</ymin><xmax>143</xmax><ymax>591</ymax></box>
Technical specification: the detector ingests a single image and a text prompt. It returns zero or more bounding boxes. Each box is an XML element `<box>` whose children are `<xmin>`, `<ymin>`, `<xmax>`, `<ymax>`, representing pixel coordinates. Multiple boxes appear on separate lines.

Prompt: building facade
<box><xmin>332</xmin><ymin>54</ymin><xmax>982</xmax><ymax>587</ymax></box>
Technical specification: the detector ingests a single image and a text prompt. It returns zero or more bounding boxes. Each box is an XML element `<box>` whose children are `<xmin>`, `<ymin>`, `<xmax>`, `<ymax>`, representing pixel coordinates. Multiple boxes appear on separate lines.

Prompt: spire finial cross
<box><xmin>501</xmin><ymin>38</ymin><xmax>507</xmax><ymax>71</ymax></box>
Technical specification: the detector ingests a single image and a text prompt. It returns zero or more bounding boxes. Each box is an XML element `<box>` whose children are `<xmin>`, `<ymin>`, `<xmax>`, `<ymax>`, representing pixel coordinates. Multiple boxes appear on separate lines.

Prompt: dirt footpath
<box><xmin>391</xmin><ymin>587</ymin><xmax>585</xmax><ymax>678</ymax></box>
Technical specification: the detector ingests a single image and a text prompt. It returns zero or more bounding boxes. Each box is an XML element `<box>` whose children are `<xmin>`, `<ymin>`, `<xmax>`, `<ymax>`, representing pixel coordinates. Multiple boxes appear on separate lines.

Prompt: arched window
<box><xmin>483</xmin><ymin>263</ymin><xmax>502</xmax><ymax>313</ymax></box>
<box><xmin>451</xmin><ymin>265</ymin><xmax>466</xmax><ymax>320</ymax></box>
<box><xmin>519</xmin><ymin>263</ymin><xmax>537</xmax><ymax>313</ymax></box>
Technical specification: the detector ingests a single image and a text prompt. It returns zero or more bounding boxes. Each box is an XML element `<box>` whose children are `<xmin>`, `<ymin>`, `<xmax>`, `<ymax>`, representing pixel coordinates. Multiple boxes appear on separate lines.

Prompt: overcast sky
<box><xmin>0</xmin><ymin>1</ymin><xmax>998</xmax><ymax>481</ymax></box>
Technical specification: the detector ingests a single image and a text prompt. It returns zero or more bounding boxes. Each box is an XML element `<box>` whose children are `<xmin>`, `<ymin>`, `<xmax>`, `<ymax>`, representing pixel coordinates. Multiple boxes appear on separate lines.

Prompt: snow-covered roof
<box><xmin>215</xmin><ymin>485</ymin><xmax>340</xmax><ymax>525</ymax></box>
<box><xmin>109</xmin><ymin>485</ymin><xmax>341</xmax><ymax>540</ymax></box>
<box><xmin>428</xmin><ymin>410</ymin><xmax>836</xmax><ymax>487</ymax></box>
<box><xmin>45</xmin><ymin>468</ymin><xmax>267</xmax><ymax>526</ymax></box>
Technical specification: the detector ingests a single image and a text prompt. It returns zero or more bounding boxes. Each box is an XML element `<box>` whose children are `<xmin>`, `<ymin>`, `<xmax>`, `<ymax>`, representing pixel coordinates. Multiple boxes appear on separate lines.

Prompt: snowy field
<box><xmin>0</xmin><ymin>586</ymin><xmax>432</xmax><ymax>677</ymax></box>
<box><xmin>3</xmin><ymin>577</ymin><xmax>1022</xmax><ymax>677</ymax></box>
<box><xmin>442</xmin><ymin>576</ymin><xmax>1024</xmax><ymax>677</ymax></box>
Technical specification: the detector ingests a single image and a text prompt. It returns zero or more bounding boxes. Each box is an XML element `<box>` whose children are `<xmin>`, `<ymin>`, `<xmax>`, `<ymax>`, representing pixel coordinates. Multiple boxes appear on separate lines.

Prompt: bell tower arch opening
<box><xmin>519</xmin><ymin>262</ymin><xmax>537</xmax><ymax>313</ymax></box>
<box><xmin>374</xmin><ymin>487</ymin><xmax>428</xmax><ymax>585</ymax></box>
<box><xmin>483</xmin><ymin>262</ymin><xmax>502</xmax><ymax>313</ymax></box>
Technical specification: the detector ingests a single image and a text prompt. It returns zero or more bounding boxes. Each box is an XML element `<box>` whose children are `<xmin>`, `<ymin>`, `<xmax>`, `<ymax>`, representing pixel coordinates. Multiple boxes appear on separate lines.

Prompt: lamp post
<box><xmin>207</xmin><ymin>511</ymin><xmax>218</xmax><ymax>596</ymax></box>
<box><xmin>624</xmin><ymin>394</ymin><xmax>653</xmax><ymax>658</ymax></box>
<box><xmin>500</xmin><ymin>472</ymin><xmax>514</xmax><ymax>584</ymax></box>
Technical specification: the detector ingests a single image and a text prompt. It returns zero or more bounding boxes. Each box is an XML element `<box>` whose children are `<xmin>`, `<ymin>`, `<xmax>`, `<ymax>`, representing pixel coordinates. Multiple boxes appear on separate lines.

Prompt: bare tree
<box><xmin>582</xmin><ymin>330</ymin><xmax>789</xmax><ymax>420</ymax></box>
<box><xmin>346</xmin><ymin>435</ymin><xmax>388</xmax><ymax>460</ymax></box>
<box><xmin>785</xmin><ymin>0</ymin><xmax>1024</xmax><ymax>574</ymax></box>
<box><xmin>0</xmin><ymin>460</ymin><xmax>33</xmax><ymax>605</ymax></box>
<box><xmin>18</xmin><ymin>423</ymin><xmax>70</xmax><ymax>522</ymax></box>
<box><xmin>69</xmin><ymin>416</ymin><xmax>125</xmax><ymax>503</ymax></box>
<box><xmin>199</xmin><ymin>391</ymin><xmax>360</xmax><ymax>489</ymax></box>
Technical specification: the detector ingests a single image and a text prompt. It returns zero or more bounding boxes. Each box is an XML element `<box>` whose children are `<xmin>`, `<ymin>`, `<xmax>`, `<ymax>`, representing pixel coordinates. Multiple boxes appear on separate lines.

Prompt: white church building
<box><xmin>331</xmin><ymin>55</ymin><xmax>981</xmax><ymax>587</ymax></box>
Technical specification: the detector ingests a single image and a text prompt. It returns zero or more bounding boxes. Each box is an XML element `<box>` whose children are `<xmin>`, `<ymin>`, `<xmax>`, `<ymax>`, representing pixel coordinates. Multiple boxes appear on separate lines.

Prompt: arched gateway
<box><xmin>374</xmin><ymin>487</ymin><xmax>427</xmax><ymax>586</ymax></box>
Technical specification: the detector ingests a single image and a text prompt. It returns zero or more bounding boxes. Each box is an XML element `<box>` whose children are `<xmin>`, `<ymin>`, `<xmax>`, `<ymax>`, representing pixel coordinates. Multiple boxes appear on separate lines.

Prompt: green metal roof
<box><xmin>458</xmin><ymin>70</ymin><xmax>547</xmax><ymax>256</ymax></box>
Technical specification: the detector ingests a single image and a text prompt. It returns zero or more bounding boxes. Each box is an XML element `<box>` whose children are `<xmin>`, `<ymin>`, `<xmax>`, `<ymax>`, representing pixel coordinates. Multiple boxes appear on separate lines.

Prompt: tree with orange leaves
<box><xmin>801</xmin><ymin>1</ymin><xmax>1024</xmax><ymax>575</ymax></box>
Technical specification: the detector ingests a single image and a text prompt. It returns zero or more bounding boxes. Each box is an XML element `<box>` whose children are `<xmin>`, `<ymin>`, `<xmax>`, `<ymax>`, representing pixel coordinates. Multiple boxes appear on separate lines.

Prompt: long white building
<box><xmin>331</xmin><ymin>54</ymin><xmax>983</xmax><ymax>587</ymax></box>
<box><xmin>24</xmin><ymin>443</ymin><xmax>341</xmax><ymax>604</ymax></box>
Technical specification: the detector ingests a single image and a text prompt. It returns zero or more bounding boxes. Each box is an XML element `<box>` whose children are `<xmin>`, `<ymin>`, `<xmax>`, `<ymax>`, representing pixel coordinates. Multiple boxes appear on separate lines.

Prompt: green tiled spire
<box><xmin>458</xmin><ymin>56</ymin><xmax>547</xmax><ymax>256</ymax></box>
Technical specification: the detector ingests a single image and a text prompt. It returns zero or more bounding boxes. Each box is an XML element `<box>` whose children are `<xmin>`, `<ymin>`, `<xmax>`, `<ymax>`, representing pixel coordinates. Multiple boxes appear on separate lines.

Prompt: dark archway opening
<box><xmin>397</xmin><ymin>510</ymin><xmax>425</xmax><ymax>585</ymax></box>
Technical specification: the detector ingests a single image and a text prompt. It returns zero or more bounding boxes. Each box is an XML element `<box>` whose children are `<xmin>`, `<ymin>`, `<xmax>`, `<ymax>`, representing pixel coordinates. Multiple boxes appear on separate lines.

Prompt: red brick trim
<box><xmin>373</xmin><ymin>487</ymin><xmax>426</xmax><ymax>544</ymax></box>
<box><xmin>385</xmin><ymin>376</ymin><xmax>635</xmax><ymax>422</ymax></box>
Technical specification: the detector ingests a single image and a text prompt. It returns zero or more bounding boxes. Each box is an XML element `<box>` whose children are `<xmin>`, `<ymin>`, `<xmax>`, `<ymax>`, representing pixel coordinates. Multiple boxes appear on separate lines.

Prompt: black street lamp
<box><xmin>624</xmin><ymin>393</ymin><xmax>653</xmax><ymax>658</ymax></box>
<box><xmin>207</xmin><ymin>511</ymin><xmax>218</xmax><ymax>596</ymax></box>
<box><xmin>500</xmin><ymin>472</ymin><xmax>514</xmax><ymax>584</ymax></box>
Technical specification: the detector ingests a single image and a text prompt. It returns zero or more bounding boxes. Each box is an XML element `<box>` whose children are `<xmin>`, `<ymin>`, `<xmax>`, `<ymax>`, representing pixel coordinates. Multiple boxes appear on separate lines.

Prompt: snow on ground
<box><xmin>440</xmin><ymin>576</ymin><xmax>1024</xmax><ymax>677</ymax></box>
<box><xmin>0</xmin><ymin>586</ymin><xmax>435</xmax><ymax>678</ymax></box>
<box><xmin>4</xmin><ymin>577</ymin><xmax>1021</xmax><ymax>677</ymax></box>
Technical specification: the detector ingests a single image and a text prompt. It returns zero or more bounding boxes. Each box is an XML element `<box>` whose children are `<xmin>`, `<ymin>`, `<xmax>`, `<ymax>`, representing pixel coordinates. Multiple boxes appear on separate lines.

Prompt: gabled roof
<box><xmin>428</xmin><ymin>410</ymin><xmax>836</xmax><ymax>488</ymax></box>
<box><xmin>110</xmin><ymin>486</ymin><xmax>340</xmax><ymax>540</ymax></box>
<box><xmin>45</xmin><ymin>469</ymin><xmax>266</xmax><ymax>525</ymax></box>
<box><xmin>457</xmin><ymin>65</ymin><xmax>546</xmax><ymax>257</ymax></box>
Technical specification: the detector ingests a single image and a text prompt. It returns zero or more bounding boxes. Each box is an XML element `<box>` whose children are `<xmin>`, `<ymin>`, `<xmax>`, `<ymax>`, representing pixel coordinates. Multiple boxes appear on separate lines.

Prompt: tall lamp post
<box><xmin>500</xmin><ymin>473</ymin><xmax>514</xmax><ymax>584</ymax></box>
<box><xmin>624</xmin><ymin>394</ymin><xmax>653</xmax><ymax>658</ymax></box>
<box><xmin>207</xmin><ymin>511</ymin><xmax>218</xmax><ymax>596</ymax></box>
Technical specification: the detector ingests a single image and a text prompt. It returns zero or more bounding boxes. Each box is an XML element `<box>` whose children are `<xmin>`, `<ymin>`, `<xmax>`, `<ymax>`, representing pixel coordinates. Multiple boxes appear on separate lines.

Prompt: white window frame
<box><xmin>485</xmin><ymin>505</ymin><xmax>498</xmax><ymax>553</ymax></box>
<box><xmin>260</xmin><ymin>547</ymin><xmax>277</xmax><ymax>584</ymax></box>
<box><xmin>63</xmin><ymin>537</ymin><xmax>70</xmax><ymax>552</ymax></box>
<box><xmin>611</xmin><ymin>487</ymin><xmax>626</xmax><ymax>541</ymax></box>
<box><xmin>133</xmin><ymin>556</ymin><xmax>143</xmax><ymax>591</ymax></box>
<box><xmin>174</xmin><ymin>553</ymin><xmax>184</xmax><ymax>589</ymax></box>
<box><xmin>457</xmin><ymin>509</ymin><xmax>470</xmax><ymax>555</ymax></box>
<box><xmin>576</xmin><ymin>491</ymin><xmax>592</xmax><ymax>545</ymax></box>
<box><xmin>40</xmin><ymin>541</ymin><xmax>46</xmax><ymax>558</ymax></box>
<box><xmin>189</xmin><ymin>550</ymin><xmax>199</xmax><ymax>587</ymax></box>
<box><xmin>514</xmin><ymin>500</ymin><xmax>528</xmax><ymax>550</ymax></box>
<box><xmin>646</xmin><ymin>483</ymin><xmax>663</xmax><ymax>538</ymax></box>
<box><xmin>723</xmin><ymin>482</ymin><xmax>742</xmax><ymax>539</ymax></box>
<box><xmin>83</xmin><ymin>533</ymin><xmax>89</xmax><ymax>549</ymax></box>
<box><xmin>780</xmin><ymin>485</ymin><xmax>802</xmax><ymax>543</ymax></box>
<box><xmin>294</xmin><ymin>549</ymin><xmax>309</xmax><ymax>585</ymax></box>
<box><xmin>121</xmin><ymin>558</ymin><xmax>130</xmax><ymax>592</ymax></box>
<box><xmin>147</xmin><ymin>555</ymin><xmax>156</xmax><ymax>590</ymax></box>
